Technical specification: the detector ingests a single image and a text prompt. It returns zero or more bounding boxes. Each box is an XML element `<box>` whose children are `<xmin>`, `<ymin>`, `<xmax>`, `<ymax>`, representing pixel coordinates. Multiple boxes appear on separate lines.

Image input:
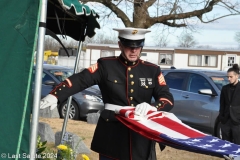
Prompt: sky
<box><xmin>87</xmin><ymin>2</ymin><xmax>240</xmax><ymax>50</ymax></box>
<box><xmin>154</xmin><ymin>15</ymin><xmax>240</xmax><ymax>49</ymax></box>
<box><xmin>93</xmin><ymin>15</ymin><xmax>240</xmax><ymax>50</ymax></box>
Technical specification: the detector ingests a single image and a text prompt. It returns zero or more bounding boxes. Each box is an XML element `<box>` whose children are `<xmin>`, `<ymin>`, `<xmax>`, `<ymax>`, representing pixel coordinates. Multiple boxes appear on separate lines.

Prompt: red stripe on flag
<box><xmin>151</xmin><ymin>117</ymin><xmax>205</xmax><ymax>138</ymax></box>
<box><xmin>116</xmin><ymin>115</ymin><xmax>179</xmax><ymax>147</ymax></box>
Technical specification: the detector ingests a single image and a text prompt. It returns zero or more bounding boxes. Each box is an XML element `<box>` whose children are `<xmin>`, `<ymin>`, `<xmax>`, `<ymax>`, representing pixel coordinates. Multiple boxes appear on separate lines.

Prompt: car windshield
<box><xmin>210</xmin><ymin>76</ymin><xmax>229</xmax><ymax>90</ymax></box>
<box><xmin>49</xmin><ymin>69</ymin><xmax>73</xmax><ymax>82</ymax></box>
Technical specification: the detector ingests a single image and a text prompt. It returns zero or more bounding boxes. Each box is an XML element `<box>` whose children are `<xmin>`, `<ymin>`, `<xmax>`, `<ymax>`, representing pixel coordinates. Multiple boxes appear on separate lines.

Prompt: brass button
<box><xmin>125</xmin><ymin>61</ymin><xmax>127</xmax><ymax>64</ymax></box>
<box><xmin>114</xmin><ymin>80</ymin><xmax>117</xmax><ymax>83</ymax></box>
<box><xmin>131</xmin><ymin>104</ymin><xmax>134</xmax><ymax>106</ymax></box>
<box><xmin>59</xmin><ymin>88</ymin><xmax>61</xmax><ymax>90</ymax></box>
<box><xmin>131</xmin><ymin>81</ymin><xmax>134</xmax><ymax>85</ymax></box>
<box><xmin>130</xmin><ymin>97</ymin><xmax>133</xmax><ymax>100</ymax></box>
<box><xmin>158</xmin><ymin>103</ymin><xmax>162</xmax><ymax>106</ymax></box>
<box><xmin>145</xmin><ymin>86</ymin><xmax>148</xmax><ymax>88</ymax></box>
<box><xmin>106</xmin><ymin>119</ymin><xmax>109</xmax><ymax>121</ymax></box>
<box><xmin>130</xmin><ymin>74</ymin><xmax>133</xmax><ymax>78</ymax></box>
<box><xmin>156</xmin><ymin>106</ymin><xmax>159</xmax><ymax>108</ymax></box>
<box><xmin>54</xmin><ymin>92</ymin><xmax>57</xmax><ymax>94</ymax></box>
<box><xmin>63</xmin><ymin>85</ymin><xmax>65</xmax><ymax>87</ymax></box>
<box><xmin>128</xmin><ymin>67</ymin><xmax>131</xmax><ymax>71</ymax></box>
<box><xmin>133</xmin><ymin>62</ymin><xmax>135</xmax><ymax>65</ymax></box>
<box><xmin>130</xmin><ymin>89</ymin><xmax>134</xmax><ymax>93</ymax></box>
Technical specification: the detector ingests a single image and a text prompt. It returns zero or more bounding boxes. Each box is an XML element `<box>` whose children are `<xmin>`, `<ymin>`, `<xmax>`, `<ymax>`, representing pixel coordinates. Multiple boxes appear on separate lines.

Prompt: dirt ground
<box><xmin>39</xmin><ymin>117</ymin><xmax>224</xmax><ymax>160</ymax></box>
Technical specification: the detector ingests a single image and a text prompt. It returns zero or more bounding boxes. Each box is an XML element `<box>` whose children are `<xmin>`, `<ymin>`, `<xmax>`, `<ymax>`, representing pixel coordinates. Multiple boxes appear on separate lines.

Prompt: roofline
<box><xmin>86</xmin><ymin>43</ymin><xmax>240</xmax><ymax>55</ymax></box>
<box><xmin>86</xmin><ymin>43</ymin><xmax>174</xmax><ymax>53</ymax></box>
<box><xmin>175</xmin><ymin>48</ymin><xmax>240</xmax><ymax>55</ymax></box>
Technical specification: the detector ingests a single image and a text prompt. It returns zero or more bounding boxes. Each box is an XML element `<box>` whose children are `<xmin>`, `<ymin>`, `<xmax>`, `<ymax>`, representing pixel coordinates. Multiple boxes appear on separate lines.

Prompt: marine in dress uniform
<box><xmin>219</xmin><ymin>64</ymin><xmax>240</xmax><ymax>145</ymax></box>
<box><xmin>40</xmin><ymin>27</ymin><xmax>174</xmax><ymax>160</ymax></box>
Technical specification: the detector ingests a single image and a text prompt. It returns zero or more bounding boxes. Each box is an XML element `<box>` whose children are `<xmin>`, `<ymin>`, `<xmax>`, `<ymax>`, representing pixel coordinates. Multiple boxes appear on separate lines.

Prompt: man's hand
<box><xmin>40</xmin><ymin>94</ymin><xmax>58</xmax><ymax>110</ymax></box>
<box><xmin>135</xmin><ymin>102</ymin><xmax>157</xmax><ymax>116</ymax></box>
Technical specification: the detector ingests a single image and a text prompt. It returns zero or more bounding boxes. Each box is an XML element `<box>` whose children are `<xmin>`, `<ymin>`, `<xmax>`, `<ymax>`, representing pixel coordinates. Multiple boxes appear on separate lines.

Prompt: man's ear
<box><xmin>118</xmin><ymin>41</ymin><xmax>123</xmax><ymax>51</ymax></box>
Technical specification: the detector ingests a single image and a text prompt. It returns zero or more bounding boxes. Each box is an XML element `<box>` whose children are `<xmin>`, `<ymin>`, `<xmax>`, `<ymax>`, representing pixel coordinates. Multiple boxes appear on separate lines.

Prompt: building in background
<box><xmin>46</xmin><ymin>44</ymin><xmax>240</xmax><ymax>72</ymax></box>
<box><xmin>85</xmin><ymin>44</ymin><xmax>240</xmax><ymax>71</ymax></box>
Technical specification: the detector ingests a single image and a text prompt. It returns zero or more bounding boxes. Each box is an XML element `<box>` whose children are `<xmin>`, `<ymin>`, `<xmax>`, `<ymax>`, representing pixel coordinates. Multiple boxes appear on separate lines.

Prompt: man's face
<box><xmin>227</xmin><ymin>71</ymin><xmax>239</xmax><ymax>85</ymax></box>
<box><xmin>118</xmin><ymin>41</ymin><xmax>141</xmax><ymax>62</ymax></box>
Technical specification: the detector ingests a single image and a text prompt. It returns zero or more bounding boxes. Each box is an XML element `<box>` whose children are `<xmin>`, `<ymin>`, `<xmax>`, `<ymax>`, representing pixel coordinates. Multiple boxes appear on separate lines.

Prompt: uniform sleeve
<box><xmin>49</xmin><ymin>60</ymin><xmax>103</xmax><ymax>103</ymax></box>
<box><xmin>151</xmin><ymin>67</ymin><xmax>174</xmax><ymax>111</ymax></box>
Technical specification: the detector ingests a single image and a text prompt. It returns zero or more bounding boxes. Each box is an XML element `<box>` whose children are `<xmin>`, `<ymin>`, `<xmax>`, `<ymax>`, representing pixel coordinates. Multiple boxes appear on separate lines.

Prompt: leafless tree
<box><xmin>44</xmin><ymin>37</ymin><xmax>61</xmax><ymax>51</ymax></box>
<box><xmin>44</xmin><ymin>36</ymin><xmax>80</xmax><ymax>52</ymax></box>
<box><xmin>234</xmin><ymin>32</ymin><xmax>240</xmax><ymax>48</ymax></box>
<box><xmin>84</xmin><ymin>32</ymin><xmax>118</xmax><ymax>45</ymax></box>
<box><xmin>177</xmin><ymin>33</ymin><xmax>198</xmax><ymax>48</ymax></box>
<box><xmin>83</xmin><ymin>1</ymin><xmax>240</xmax><ymax>29</ymax></box>
<box><xmin>197</xmin><ymin>45</ymin><xmax>213</xmax><ymax>49</ymax></box>
<box><xmin>155</xmin><ymin>33</ymin><xmax>169</xmax><ymax>47</ymax></box>
<box><xmin>67</xmin><ymin>39</ymin><xmax>79</xmax><ymax>49</ymax></box>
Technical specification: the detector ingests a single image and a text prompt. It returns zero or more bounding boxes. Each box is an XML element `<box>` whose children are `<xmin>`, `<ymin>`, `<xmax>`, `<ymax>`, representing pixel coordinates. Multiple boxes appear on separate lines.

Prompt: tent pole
<box><xmin>29</xmin><ymin>0</ymin><xmax>47</xmax><ymax>159</ymax></box>
<box><xmin>60</xmin><ymin>40</ymin><xmax>83</xmax><ymax>143</ymax></box>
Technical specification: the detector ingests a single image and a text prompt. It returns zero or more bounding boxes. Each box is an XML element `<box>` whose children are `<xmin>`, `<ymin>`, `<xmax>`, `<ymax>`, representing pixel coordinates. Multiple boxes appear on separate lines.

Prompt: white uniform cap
<box><xmin>113</xmin><ymin>27</ymin><xmax>151</xmax><ymax>40</ymax></box>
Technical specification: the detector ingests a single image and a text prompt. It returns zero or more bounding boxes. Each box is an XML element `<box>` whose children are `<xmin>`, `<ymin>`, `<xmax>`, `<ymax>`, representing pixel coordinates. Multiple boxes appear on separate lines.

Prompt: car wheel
<box><xmin>216</xmin><ymin>121</ymin><xmax>222</xmax><ymax>139</ymax></box>
<box><xmin>59</xmin><ymin>101</ymin><xmax>80</xmax><ymax>120</ymax></box>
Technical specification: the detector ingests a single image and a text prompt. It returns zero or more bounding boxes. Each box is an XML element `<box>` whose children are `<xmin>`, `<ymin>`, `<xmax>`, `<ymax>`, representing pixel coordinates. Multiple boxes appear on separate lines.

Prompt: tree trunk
<box><xmin>133</xmin><ymin>0</ymin><xmax>149</xmax><ymax>28</ymax></box>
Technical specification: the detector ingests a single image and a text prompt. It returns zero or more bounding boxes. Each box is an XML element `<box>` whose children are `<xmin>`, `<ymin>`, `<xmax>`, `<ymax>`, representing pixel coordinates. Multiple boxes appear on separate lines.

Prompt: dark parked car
<box><xmin>33</xmin><ymin>64</ymin><xmax>104</xmax><ymax>120</ymax></box>
<box><xmin>162</xmin><ymin>69</ymin><xmax>229</xmax><ymax>138</ymax></box>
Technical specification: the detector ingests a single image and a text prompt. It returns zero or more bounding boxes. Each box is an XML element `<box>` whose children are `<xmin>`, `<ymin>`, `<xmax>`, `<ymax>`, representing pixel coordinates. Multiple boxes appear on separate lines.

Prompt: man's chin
<box><xmin>128</xmin><ymin>57</ymin><xmax>138</xmax><ymax>62</ymax></box>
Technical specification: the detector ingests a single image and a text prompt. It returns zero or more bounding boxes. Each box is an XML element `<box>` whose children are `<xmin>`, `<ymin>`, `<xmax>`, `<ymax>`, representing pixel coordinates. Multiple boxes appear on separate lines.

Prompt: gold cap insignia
<box><xmin>132</xmin><ymin>30</ymin><xmax>138</xmax><ymax>35</ymax></box>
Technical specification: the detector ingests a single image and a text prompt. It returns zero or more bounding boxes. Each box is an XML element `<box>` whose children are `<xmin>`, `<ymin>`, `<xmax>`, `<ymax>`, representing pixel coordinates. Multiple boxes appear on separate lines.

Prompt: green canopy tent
<box><xmin>47</xmin><ymin>0</ymin><xmax>99</xmax><ymax>41</ymax></box>
<box><xmin>0</xmin><ymin>0</ymin><xmax>99</xmax><ymax>159</ymax></box>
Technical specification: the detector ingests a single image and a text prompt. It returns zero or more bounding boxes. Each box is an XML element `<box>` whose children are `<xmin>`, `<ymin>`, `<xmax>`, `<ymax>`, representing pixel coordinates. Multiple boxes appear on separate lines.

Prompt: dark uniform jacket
<box><xmin>50</xmin><ymin>54</ymin><xmax>174</xmax><ymax>160</ymax></box>
<box><xmin>219</xmin><ymin>82</ymin><xmax>240</xmax><ymax>124</ymax></box>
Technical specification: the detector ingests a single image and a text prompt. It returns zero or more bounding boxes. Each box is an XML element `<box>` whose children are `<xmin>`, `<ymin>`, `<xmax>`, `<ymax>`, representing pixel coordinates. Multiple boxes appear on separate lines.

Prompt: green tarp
<box><xmin>0</xmin><ymin>0</ymin><xmax>99</xmax><ymax>159</ymax></box>
<box><xmin>0</xmin><ymin>0</ymin><xmax>40</xmax><ymax>159</ymax></box>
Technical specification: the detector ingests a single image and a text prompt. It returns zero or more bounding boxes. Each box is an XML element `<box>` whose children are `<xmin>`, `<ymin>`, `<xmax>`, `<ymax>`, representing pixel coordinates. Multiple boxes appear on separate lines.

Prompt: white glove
<box><xmin>135</xmin><ymin>102</ymin><xmax>157</xmax><ymax>116</ymax></box>
<box><xmin>40</xmin><ymin>94</ymin><xmax>58</xmax><ymax>110</ymax></box>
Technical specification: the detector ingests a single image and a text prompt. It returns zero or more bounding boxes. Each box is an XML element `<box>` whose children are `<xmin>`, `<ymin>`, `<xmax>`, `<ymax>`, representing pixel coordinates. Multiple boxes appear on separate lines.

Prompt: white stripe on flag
<box><xmin>138</xmin><ymin>119</ymin><xmax>190</xmax><ymax>139</ymax></box>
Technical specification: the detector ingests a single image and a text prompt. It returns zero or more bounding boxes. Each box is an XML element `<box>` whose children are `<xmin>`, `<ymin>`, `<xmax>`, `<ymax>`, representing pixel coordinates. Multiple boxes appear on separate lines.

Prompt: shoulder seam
<box><xmin>141</xmin><ymin>62</ymin><xmax>158</xmax><ymax>68</ymax></box>
<box><xmin>100</xmin><ymin>57</ymin><xmax>118</xmax><ymax>60</ymax></box>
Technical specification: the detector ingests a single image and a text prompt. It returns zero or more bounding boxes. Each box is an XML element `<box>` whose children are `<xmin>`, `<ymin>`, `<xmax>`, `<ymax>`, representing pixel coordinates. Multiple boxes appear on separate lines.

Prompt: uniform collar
<box><xmin>119</xmin><ymin>54</ymin><xmax>139</xmax><ymax>66</ymax></box>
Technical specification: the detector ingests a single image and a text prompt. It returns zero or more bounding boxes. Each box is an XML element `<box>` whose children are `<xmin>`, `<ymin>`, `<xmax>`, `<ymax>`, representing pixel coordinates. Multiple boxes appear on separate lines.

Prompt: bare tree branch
<box><xmin>84</xmin><ymin>0</ymin><xmax>240</xmax><ymax>29</ymax></box>
<box><xmin>177</xmin><ymin>33</ymin><xmax>198</xmax><ymax>48</ymax></box>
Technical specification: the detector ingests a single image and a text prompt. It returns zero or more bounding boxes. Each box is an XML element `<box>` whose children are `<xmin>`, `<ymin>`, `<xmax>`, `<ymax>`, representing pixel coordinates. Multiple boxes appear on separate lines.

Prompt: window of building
<box><xmin>227</xmin><ymin>55</ymin><xmax>236</xmax><ymax>67</ymax></box>
<box><xmin>189</xmin><ymin>55</ymin><xmax>202</xmax><ymax>66</ymax></box>
<box><xmin>204</xmin><ymin>56</ymin><xmax>209</xmax><ymax>65</ymax></box>
<box><xmin>189</xmin><ymin>55</ymin><xmax>217</xmax><ymax>67</ymax></box>
<box><xmin>159</xmin><ymin>53</ymin><xmax>173</xmax><ymax>65</ymax></box>
<box><xmin>101</xmin><ymin>50</ymin><xmax>114</xmax><ymax>57</ymax></box>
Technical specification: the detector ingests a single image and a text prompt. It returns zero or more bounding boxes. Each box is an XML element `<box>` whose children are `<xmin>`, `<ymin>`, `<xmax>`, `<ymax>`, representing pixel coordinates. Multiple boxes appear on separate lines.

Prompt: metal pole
<box><xmin>29</xmin><ymin>0</ymin><xmax>47</xmax><ymax>159</ymax></box>
<box><xmin>60</xmin><ymin>40</ymin><xmax>83</xmax><ymax>143</ymax></box>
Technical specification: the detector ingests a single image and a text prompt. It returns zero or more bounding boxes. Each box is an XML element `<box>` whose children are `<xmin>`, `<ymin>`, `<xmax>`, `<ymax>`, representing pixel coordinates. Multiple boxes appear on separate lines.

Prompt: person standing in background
<box><xmin>219</xmin><ymin>64</ymin><xmax>240</xmax><ymax>144</ymax></box>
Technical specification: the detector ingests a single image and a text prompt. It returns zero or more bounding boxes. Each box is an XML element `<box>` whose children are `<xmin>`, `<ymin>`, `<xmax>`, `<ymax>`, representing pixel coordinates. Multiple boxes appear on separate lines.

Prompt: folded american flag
<box><xmin>115</xmin><ymin>107</ymin><xmax>240</xmax><ymax>159</ymax></box>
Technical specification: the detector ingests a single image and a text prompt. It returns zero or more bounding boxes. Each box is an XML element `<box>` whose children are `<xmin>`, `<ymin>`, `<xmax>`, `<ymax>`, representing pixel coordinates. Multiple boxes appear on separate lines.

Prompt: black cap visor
<box><xmin>119</xmin><ymin>37</ymin><xmax>145</xmax><ymax>48</ymax></box>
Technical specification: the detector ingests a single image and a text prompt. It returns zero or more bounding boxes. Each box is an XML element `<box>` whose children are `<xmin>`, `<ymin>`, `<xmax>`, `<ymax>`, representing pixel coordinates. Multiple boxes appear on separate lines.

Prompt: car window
<box><xmin>210</xmin><ymin>76</ymin><xmax>228</xmax><ymax>90</ymax></box>
<box><xmin>49</xmin><ymin>69</ymin><xmax>73</xmax><ymax>82</ymax></box>
<box><xmin>42</xmin><ymin>72</ymin><xmax>54</xmax><ymax>83</ymax></box>
<box><xmin>165</xmin><ymin>72</ymin><xmax>187</xmax><ymax>90</ymax></box>
<box><xmin>187</xmin><ymin>74</ymin><xmax>212</xmax><ymax>93</ymax></box>
<box><xmin>32</xmin><ymin>70</ymin><xmax>54</xmax><ymax>84</ymax></box>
